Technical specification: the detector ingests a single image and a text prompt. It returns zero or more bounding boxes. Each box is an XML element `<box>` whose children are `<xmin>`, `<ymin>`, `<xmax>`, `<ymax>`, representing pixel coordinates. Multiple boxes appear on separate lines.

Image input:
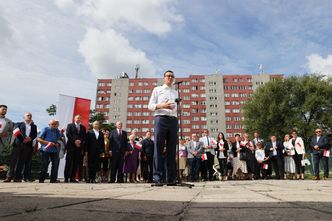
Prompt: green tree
<box><xmin>46</xmin><ymin>104</ymin><xmax>57</xmax><ymax>116</ymax></box>
<box><xmin>243</xmin><ymin>74</ymin><xmax>332</xmax><ymax>148</ymax></box>
<box><xmin>89</xmin><ymin>109</ymin><xmax>116</xmax><ymax>131</ymax></box>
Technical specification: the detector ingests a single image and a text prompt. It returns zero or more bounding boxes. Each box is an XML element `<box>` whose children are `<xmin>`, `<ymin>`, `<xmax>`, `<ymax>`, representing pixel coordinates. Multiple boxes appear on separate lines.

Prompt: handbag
<box><xmin>240</xmin><ymin>151</ymin><xmax>248</xmax><ymax>161</ymax></box>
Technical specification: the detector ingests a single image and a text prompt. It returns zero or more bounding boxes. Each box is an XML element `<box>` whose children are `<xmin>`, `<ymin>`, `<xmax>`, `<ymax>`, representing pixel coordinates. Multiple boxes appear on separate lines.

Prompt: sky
<box><xmin>1</xmin><ymin>0</ymin><xmax>332</xmax><ymax>128</ymax></box>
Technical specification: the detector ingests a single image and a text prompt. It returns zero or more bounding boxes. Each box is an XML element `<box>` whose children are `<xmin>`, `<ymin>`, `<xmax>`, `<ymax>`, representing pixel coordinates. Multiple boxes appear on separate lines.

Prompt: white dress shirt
<box><xmin>199</xmin><ymin>136</ymin><xmax>216</xmax><ymax>155</ymax></box>
<box><xmin>25</xmin><ymin>122</ymin><xmax>31</xmax><ymax>137</ymax></box>
<box><xmin>148</xmin><ymin>84</ymin><xmax>178</xmax><ymax>117</ymax></box>
<box><xmin>93</xmin><ymin>129</ymin><xmax>99</xmax><ymax>139</ymax></box>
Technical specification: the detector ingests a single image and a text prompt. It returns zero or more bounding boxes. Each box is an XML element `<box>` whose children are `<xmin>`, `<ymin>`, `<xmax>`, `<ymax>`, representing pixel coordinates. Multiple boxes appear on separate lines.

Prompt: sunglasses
<box><xmin>315</xmin><ymin>131</ymin><xmax>322</xmax><ymax>133</ymax></box>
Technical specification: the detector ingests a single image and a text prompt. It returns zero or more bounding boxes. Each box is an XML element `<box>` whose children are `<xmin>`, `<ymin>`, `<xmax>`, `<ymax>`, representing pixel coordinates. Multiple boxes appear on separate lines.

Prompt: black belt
<box><xmin>157</xmin><ymin>115</ymin><xmax>177</xmax><ymax>120</ymax></box>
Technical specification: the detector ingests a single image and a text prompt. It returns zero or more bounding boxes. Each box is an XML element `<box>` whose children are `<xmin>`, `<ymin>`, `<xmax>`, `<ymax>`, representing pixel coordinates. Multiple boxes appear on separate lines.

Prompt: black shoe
<box><xmin>151</xmin><ymin>181</ymin><xmax>164</xmax><ymax>187</ymax></box>
<box><xmin>3</xmin><ymin>177</ymin><xmax>12</xmax><ymax>183</ymax></box>
<box><xmin>50</xmin><ymin>180</ymin><xmax>60</xmax><ymax>183</ymax></box>
<box><xmin>70</xmin><ymin>179</ymin><xmax>79</xmax><ymax>183</ymax></box>
<box><xmin>39</xmin><ymin>180</ymin><xmax>44</xmax><ymax>183</ymax></box>
<box><xmin>64</xmin><ymin>179</ymin><xmax>69</xmax><ymax>183</ymax></box>
<box><xmin>13</xmin><ymin>179</ymin><xmax>22</xmax><ymax>183</ymax></box>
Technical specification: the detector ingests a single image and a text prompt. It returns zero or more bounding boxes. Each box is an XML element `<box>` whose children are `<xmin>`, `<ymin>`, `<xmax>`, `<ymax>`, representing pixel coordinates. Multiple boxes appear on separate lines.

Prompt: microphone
<box><xmin>173</xmin><ymin>81</ymin><xmax>184</xmax><ymax>85</ymax></box>
<box><xmin>175</xmin><ymin>98</ymin><xmax>182</xmax><ymax>103</ymax></box>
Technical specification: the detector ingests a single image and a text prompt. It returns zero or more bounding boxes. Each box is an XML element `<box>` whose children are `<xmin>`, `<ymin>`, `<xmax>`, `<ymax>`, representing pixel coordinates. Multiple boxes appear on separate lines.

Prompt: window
<box><xmin>142</xmin><ymin>120</ymin><xmax>150</xmax><ymax>124</ymax></box>
<box><xmin>226</xmin><ymin>117</ymin><xmax>232</xmax><ymax>121</ymax></box>
<box><xmin>201</xmin><ymin>117</ymin><xmax>206</xmax><ymax>121</ymax></box>
<box><xmin>225</xmin><ymin>109</ymin><xmax>231</xmax><ymax>113</ymax></box>
<box><xmin>231</xmin><ymin>93</ymin><xmax>239</xmax><ymax>98</ymax></box>
<box><xmin>192</xmin><ymin>125</ymin><xmax>200</xmax><ymax>129</ymax></box>
<box><xmin>191</xmin><ymin>79</ymin><xmax>198</xmax><ymax>83</ymax></box>
<box><xmin>191</xmin><ymin>86</ymin><xmax>198</xmax><ymax>90</ymax></box>
<box><xmin>200</xmin><ymin>94</ymin><xmax>206</xmax><ymax>98</ymax></box>
<box><xmin>183</xmin><ymin>128</ymin><xmax>190</xmax><ymax>132</ymax></box>
<box><xmin>226</xmin><ymin>124</ymin><xmax>232</xmax><ymax>129</ymax></box>
<box><xmin>192</xmin><ymin>117</ymin><xmax>200</xmax><ymax>121</ymax></box>
<box><xmin>144</xmin><ymin>82</ymin><xmax>149</xmax><ymax>86</ymax></box>
<box><xmin>183</xmin><ymin>104</ymin><xmax>190</xmax><ymax>108</ymax></box>
<box><xmin>142</xmin><ymin>112</ymin><xmax>150</xmax><ymax>116</ymax></box>
<box><xmin>233</xmin><ymin>109</ymin><xmax>240</xmax><ymax>113</ymax></box>
<box><xmin>183</xmin><ymin>120</ymin><xmax>190</xmax><ymax>124</ymax></box>
<box><xmin>192</xmin><ymin>94</ymin><xmax>199</xmax><ymax>98</ymax></box>
<box><xmin>138</xmin><ymin>82</ymin><xmax>143</xmax><ymax>86</ymax></box>
<box><xmin>200</xmin><ymin>86</ymin><xmax>205</xmax><ymax>90</ymax></box>
<box><xmin>224</xmin><ymin>94</ymin><xmax>230</xmax><ymax>98</ymax></box>
<box><xmin>208</xmin><ymin>82</ymin><xmax>216</xmax><ymax>86</ymax></box>
<box><xmin>136</xmin><ymin>90</ymin><xmax>142</xmax><ymax>93</ymax></box>
<box><xmin>129</xmin><ymin>82</ymin><xmax>134</xmax><ymax>86</ymax></box>
<box><xmin>232</xmin><ymin>101</ymin><xmax>239</xmax><ymax>105</ymax></box>
<box><xmin>224</xmin><ymin>101</ymin><xmax>230</xmax><ymax>105</ymax></box>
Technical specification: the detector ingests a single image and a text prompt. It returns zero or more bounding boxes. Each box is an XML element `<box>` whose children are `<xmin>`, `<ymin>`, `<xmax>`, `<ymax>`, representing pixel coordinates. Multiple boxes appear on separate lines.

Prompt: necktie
<box><xmin>76</xmin><ymin>124</ymin><xmax>80</xmax><ymax>133</ymax></box>
<box><xmin>206</xmin><ymin>136</ymin><xmax>210</xmax><ymax>146</ymax></box>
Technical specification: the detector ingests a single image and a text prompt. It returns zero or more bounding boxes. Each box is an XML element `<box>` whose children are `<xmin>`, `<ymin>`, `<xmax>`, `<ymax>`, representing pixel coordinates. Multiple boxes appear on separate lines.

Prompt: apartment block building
<box><xmin>95</xmin><ymin>73</ymin><xmax>283</xmax><ymax>139</ymax></box>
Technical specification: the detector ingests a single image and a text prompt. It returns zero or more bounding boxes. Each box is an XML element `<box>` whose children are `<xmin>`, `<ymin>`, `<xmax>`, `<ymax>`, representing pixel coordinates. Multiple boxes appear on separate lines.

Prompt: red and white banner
<box><xmin>201</xmin><ymin>153</ymin><xmax>207</xmax><ymax>161</ymax></box>
<box><xmin>13</xmin><ymin>128</ymin><xmax>22</xmax><ymax>137</ymax></box>
<box><xmin>55</xmin><ymin>94</ymin><xmax>91</xmax><ymax>178</ymax></box>
<box><xmin>135</xmin><ymin>143</ymin><xmax>142</xmax><ymax>150</ymax></box>
<box><xmin>263</xmin><ymin>163</ymin><xmax>268</xmax><ymax>170</ymax></box>
<box><xmin>56</xmin><ymin>94</ymin><xmax>91</xmax><ymax>130</ymax></box>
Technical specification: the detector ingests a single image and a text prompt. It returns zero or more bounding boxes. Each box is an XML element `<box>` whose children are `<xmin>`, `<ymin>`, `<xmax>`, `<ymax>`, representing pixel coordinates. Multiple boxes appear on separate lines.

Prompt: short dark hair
<box><xmin>163</xmin><ymin>70</ymin><xmax>174</xmax><ymax>77</ymax></box>
<box><xmin>0</xmin><ymin>105</ymin><xmax>7</xmax><ymax>109</ymax></box>
<box><xmin>235</xmin><ymin>133</ymin><xmax>241</xmax><ymax>137</ymax></box>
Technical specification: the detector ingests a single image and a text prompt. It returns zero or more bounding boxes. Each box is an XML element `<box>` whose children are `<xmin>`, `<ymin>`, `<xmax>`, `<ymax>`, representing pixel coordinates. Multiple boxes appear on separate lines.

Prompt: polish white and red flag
<box><xmin>56</xmin><ymin>94</ymin><xmax>91</xmax><ymax>178</ymax></box>
<box><xmin>13</xmin><ymin>128</ymin><xmax>22</xmax><ymax>137</ymax></box>
<box><xmin>201</xmin><ymin>153</ymin><xmax>208</xmax><ymax>161</ymax></box>
<box><xmin>135</xmin><ymin>143</ymin><xmax>142</xmax><ymax>150</ymax></box>
<box><xmin>263</xmin><ymin>163</ymin><xmax>268</xmax><ymax>170</ymax></box>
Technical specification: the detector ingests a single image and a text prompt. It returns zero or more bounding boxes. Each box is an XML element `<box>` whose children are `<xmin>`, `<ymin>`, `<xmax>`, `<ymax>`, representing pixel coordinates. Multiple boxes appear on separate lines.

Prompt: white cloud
<box><xmin>78</xmin><ymin>0</ymin><xmax>183</xmax><ymax>36</ymax></box>
<box><xmin>79</xmin><ymin>28</ymin><xmax>156</xmax><ymax>78</ymax></box>
<box><xmin>307</xmin><ymin>54</ymin><xmax>332</xmax><ymax>76</ymax></box>
<box><xmin>54</xmin><ymin>0</ymin><xmax>183</xmax><ymax>78</ymax></box>
<box><xmin>54</xmin><ymin>0</ymin><xmax>75</xmax><ymax>9</ymax></box>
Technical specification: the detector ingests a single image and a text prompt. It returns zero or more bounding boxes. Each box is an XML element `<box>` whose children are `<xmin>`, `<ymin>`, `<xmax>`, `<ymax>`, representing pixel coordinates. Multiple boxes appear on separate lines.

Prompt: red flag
<box><xmin>135</xmin><ymin>143</ymin><xmax>142</xmax><ymax>150</ymax></box>
<box><xmin>323</xmin><ymin>149</ymin><xmax>330</xmax><ymax>157</ymax></box>
<box><xmin>297</xmin><ymin>142</ymin><xmax>302</xmax><ymax>147</ymax></box>
<box><xmin>45</xmin><ymin>142</ymin><xmax>53</xmax><ymax>149</ymax></box>
<box><xmin>201</xmin><ymin>153</ymin><xmax>207</xmax><ymax>161</ymax></box>
<box><xmin>263</xmin><ymin>163</ymin><xmax>268</xmax><ymax>170</ymax></box>
<box><xmin>13</xmin><ymin>128</ymin><xmax>22</xmax><ymax>137</ymax></box>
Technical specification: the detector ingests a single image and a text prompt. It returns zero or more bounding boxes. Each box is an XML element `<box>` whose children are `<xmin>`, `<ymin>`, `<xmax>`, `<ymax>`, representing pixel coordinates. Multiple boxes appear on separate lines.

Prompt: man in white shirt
<box><xmin>148</xmin><ymin>70</ymin><xmax>178</xmax><ymax>185</ymax></box>
<box><xmin>199</xmin><ymin>129</ymin><xmax>217</xmax><ymax>181</ymax></box>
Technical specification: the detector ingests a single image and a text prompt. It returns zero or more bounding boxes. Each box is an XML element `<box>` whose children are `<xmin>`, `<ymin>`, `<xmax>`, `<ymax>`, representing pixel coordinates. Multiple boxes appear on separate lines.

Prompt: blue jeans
<box><xmin>188</xmin><ymin>157</ymin><xmax>201</xmax><ymax>181</ymax></box>
<box><xmin>153</xmin><ymin>116</ymin><xmax>178</xmax><ymax>183</ymax></box>
<box><xmin>39</xmin><ymin>151</ymin><xmax>58</xmax><ymax>182</ymax></box>
<box><xmin>313</xmin><ymin>152</ymin><xmax>329</xmax><ymax>177</ymax></box>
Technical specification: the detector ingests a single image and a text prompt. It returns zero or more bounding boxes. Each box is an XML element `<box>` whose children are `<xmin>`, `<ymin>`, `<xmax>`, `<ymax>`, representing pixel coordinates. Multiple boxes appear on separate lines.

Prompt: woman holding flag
<box><xmin>290</xmin><ymin>130</ymin><xmax>305</xmax><ymax>180</ymax></box>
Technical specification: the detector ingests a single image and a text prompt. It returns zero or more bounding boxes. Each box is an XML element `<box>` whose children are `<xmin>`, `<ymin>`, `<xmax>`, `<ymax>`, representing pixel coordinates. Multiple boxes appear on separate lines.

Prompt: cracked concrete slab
<box><xmin>0</xmin><ymin>180</ymin><xmax>331</xmax><ymax>220</ymax></box>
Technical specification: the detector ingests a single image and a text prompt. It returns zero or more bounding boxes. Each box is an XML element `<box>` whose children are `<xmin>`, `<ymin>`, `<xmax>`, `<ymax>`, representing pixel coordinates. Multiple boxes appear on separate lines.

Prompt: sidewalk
<box><xmin>0</xmin><ymin>180</ymin><xmax>331</xmax><ymax>220</ymax></box>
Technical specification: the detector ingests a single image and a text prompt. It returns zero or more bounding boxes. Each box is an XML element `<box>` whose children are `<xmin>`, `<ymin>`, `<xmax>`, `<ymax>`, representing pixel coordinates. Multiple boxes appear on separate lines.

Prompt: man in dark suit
<box><xmin>265</xmin><ymin>135</ymin><xmax>284</xmax><ymax>179</ymax></box>
<box><xmin>140</xmin><ymin>130</ymin><xmax>154</xmax><ymax>183</ymax></box>
<box><xmin>64</xmin><ymin>115</ymin><xmax>86</xmax><ymax>183</ymax></box>
<box><xmin>85</xmin><ymin>121</ymin><xmax>104</xmax><ymax>183</ymax></box>
<box><xmin>4</xmin><ymin>113</ymin><xmax>37</xmax><ymax>182</ymax></box>
<box><xmin>109</xmin><ymin>121</ymin><xmax>128</xmax><ymax>183</ymax></box>
<box><xmin>310</xmin><ymin>128</ymin><xmax>329</xmax><ymax>180</ymax></box>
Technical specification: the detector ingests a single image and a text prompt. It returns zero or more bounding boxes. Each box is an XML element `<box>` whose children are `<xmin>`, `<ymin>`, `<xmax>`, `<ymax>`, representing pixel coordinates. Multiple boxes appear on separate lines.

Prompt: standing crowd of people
<box><xmin>0</xmin><ymin>70</ymin><xmax>331</xmax><ymax>184</ymax></box>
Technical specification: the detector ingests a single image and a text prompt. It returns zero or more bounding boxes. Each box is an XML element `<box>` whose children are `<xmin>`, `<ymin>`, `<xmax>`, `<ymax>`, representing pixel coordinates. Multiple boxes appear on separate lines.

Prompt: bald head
<box><xmin>24</xmin><ymin>112</ymin><xmax>32</xmax><ymax>123</ymax></box>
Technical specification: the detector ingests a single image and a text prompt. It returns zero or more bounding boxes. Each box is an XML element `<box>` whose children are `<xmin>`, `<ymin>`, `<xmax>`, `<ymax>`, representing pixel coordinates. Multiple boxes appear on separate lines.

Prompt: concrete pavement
<box><xmin>0</xmin><ymin>180</ymin><xmax>331</xmax><ymax>220</ymax></box>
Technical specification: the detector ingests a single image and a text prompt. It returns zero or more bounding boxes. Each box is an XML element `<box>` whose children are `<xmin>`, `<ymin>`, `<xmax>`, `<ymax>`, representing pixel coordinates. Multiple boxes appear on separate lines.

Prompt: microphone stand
<box><xmin>166</xmin><ymin>81</ymin><xmax>194</xmax><ymax>188</ymax></box>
